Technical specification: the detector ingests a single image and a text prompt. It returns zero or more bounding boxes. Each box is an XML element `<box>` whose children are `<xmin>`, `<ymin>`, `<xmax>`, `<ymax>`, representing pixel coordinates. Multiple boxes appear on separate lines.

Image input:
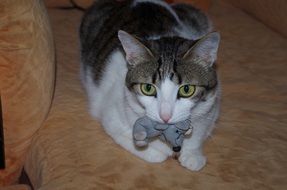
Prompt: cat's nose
<box><xmin>160</xmin><ymin>101</ymin><xmax>172</xmax><ymax>123</ymax></box>
<box><xmin>160</xmin><ymin>113</ymin><xmax>171</xmax><ymax>123</ymax></box>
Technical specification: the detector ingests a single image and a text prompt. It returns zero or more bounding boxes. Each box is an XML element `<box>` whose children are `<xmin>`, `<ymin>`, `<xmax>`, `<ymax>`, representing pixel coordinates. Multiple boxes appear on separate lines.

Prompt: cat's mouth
<box><xmin>145</xmin><ymin>113</ymin><xmax>166</xmax><ymax>124</ymax></box>
<box><xmin>145</xmin><ymin>114</ymin><xmax>177</xmax><ymax>125</ymax></box>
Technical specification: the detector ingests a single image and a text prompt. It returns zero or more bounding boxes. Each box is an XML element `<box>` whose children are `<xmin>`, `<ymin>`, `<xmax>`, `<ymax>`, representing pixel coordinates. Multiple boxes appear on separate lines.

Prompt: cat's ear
<box><xmin>183</xmin><ymin>32</ymin><xmax>220</xmax><ymax>66</ymax></box>
<box><xmin>118</xmin><ymin>30</ymin><xmax>154</xmax><ymax>67</ymax></box>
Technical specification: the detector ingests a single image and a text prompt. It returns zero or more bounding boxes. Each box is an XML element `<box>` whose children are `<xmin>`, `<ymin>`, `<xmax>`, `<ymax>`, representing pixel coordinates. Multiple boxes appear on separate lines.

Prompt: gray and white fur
<box><xmin>80</xmin><ymin>0</ymin><xmax>220</xmax><ymax>171</ymax></box>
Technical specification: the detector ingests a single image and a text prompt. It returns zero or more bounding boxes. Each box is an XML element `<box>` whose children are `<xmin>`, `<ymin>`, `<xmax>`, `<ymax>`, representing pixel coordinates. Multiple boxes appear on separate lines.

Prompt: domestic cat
<box><xmin>80</xmin><ymin>0</ymin><xmax>220</xmax><ymax>171</ymax></box>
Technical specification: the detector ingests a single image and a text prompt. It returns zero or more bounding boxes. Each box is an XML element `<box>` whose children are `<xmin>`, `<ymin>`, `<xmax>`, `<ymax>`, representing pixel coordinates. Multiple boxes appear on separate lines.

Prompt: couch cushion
<box><xmin>25</xmin><ymin>1</ymin><xmax>287</xmax><ymax>189</ymax></box>
<box><xmin>0</xmin><ymin>0</ymin><xmax>55</xmax><ymax>186</ymax></box>
<box><xmin>0</xmin><ymin>184</ymin><xmax>31</xmax><ymax>190</ymax></box>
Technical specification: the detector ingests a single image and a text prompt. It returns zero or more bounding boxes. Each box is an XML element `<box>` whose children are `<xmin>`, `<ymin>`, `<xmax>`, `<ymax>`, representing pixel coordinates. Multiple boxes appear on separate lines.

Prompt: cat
<box><xmin>80</xmin><ymin>0</ymin><xmax>220</xmax><ymax>171</ymax></box>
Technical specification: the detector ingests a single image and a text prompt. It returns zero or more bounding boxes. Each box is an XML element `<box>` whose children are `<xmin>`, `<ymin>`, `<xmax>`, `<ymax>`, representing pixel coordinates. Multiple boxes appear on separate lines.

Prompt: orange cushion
<box><xmin>0</xmin><ymin>0</ymin><xmax>55</xmax><ymax>185</ymax></box>
<box><xmin>0</xmin><ymin>184</ymin><xmax>31</xmax><ymax>190</ymax></box>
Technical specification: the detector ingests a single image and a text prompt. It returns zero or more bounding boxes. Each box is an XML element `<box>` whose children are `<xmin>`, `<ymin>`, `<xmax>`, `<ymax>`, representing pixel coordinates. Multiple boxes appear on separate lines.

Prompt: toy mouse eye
<box><xmin>178</xmin><ymin>85</ymin><xmax>196</xmax><ymax>98</ymax></box>
<box><xmin>140</xmin><ymin>83</ymin><xmax>157</xmax><ymax>96</ymax></box>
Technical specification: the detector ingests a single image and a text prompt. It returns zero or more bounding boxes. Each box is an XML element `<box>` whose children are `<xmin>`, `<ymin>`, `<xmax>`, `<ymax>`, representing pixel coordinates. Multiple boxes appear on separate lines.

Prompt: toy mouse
<box><xmin>133</xmin><ymin>116</ymin><xmax>192</xmax><ymax>152</ymax></box>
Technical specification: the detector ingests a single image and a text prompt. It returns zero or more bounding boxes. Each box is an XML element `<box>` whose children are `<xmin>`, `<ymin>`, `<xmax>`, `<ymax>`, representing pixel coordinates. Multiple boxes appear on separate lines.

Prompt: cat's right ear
<box><xmin>183</xmin><ymin>32</ymin><xmax>220</xmax><ymax>67</ymax></box>
<box><xmin>118</xmin><ymin>30</ymin><xmax>154</xmax><ymax>67</ymax></box>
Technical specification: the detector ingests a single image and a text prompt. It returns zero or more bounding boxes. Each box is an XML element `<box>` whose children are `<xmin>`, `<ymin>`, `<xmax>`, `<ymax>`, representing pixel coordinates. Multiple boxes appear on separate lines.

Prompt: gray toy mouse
<box><xmin>133</xmin><ymin>116</ymin><xmax>192</xmax><ymax>152</ymax></box>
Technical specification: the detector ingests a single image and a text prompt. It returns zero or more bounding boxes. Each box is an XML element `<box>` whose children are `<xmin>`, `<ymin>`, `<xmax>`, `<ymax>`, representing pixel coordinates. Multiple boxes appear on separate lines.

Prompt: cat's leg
<box><xmin>102</xmin><ymin>109</ymin><xmax>172</xmax><ymax>163</ymax></box>
<box><xmin>179</xmin><ymin>96</ymin><xmax>220</xmax><ymax>171</ymax></box>
<box><xmin>179</xmin><ymin>119</ymin><xmax>212</xmax><ymax>171</ymax></box>
<box><xmin>117</xmin><ymin>130</ymin><xmax>173</xmax><ymax>163</ymax></box>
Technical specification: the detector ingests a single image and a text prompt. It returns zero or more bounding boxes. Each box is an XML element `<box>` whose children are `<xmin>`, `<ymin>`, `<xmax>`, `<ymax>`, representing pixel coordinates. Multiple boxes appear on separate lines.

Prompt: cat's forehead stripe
<box><xmin>169</xmin><ymin>73</ymin><xmax>174</xmax><ymax>80</ymax></box>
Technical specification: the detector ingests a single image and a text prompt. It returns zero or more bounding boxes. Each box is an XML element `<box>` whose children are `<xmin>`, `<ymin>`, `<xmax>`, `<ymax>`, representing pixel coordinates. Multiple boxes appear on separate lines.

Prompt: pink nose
<box><xmin>160</xmin><ymin>113</ymin><xmax>171</xmax><ymax>123</ymax></box>
<box><xmin>160</xmin><ymin>101</ymin><xmax>172</xmax><ymax>123</ymax></box>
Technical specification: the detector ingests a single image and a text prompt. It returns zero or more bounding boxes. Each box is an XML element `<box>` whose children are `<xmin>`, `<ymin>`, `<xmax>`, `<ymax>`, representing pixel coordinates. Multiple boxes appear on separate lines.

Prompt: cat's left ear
<box><xmin>183</xmin><ymin>32</ymin><xmax>220</xmax><ymax>67</ymax></box>
<box><xmin>118</xmin><ymin>30</ymin><xmax>154</xmax><ymax>67</ymax></box>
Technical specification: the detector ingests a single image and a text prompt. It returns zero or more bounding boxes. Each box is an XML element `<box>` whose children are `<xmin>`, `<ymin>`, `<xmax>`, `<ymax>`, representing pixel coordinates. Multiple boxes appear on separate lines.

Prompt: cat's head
<box><xmin>118</xmin><ymin>30</ymin><xmax>220</xmax><ymax>124</ymax></box>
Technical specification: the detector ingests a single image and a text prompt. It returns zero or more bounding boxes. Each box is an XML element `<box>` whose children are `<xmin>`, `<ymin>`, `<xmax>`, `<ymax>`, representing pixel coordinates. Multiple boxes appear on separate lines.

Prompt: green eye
<box><xmin>178</xmin><ymin>85</ymin><xmax>196</xmax><ymax>98</ymax></box>
<box><xmin>140</xmin><ymin>83</ymin><xmax>157</xmax><ymax>96</ymax></box>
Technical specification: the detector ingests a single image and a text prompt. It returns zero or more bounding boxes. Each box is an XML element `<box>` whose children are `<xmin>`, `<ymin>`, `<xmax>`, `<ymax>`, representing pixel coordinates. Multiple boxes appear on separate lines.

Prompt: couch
<box><xmin>1</xmin><ymin>0</ymin><xmax>286</xmax><ymax>189</ymax></box>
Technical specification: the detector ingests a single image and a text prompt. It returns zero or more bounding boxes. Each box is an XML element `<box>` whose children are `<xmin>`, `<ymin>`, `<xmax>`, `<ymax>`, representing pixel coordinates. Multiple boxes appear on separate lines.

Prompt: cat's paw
<box><xmin>136</xmin><ymin>140</ymin><xmax>172</xmax><ymax>163</ymax></box>
<box><xmin>140</xmin><ymin>147</ymin><xmax>169</xmax><ymax>163</ymax></box>
<box><xmin>134</xmin><ymin>131</ymin><xmax>148</xmax><ymax>147</ymax></box>
<box><xmin>179</xmin><ymin>152</ymin><xmax>206</xmax><ymax>171</ymax></box>
<box><xmin>114</xmin><ymin>133</ymin><xmax>168</xmax><ymax>163</ymax></box>
<box><xmin>135</xmin><ymin>140</ymin><xmax>148</xmax><ymax>147</ymax></box>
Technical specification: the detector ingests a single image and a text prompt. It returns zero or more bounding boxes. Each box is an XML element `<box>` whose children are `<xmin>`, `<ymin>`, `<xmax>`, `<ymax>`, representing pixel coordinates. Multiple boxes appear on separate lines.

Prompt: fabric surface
<box><xmin>25</xmin><ymin>0</ymin><xmax>287</xmax><ymax>189</ymax></box>
<box><xmin>0</xmin><ymin>0</ymin><xmax>55</xmax><ymax>186</ymax></box>
<box><xmin>0</xmin><ymin>184</ymin><xmax>31</xmax><ymax>190</ymax></box>
<box><xmin>226</xmin><ymin>0</ymin><xmax>287</xmax><ymax>37</ymax></box>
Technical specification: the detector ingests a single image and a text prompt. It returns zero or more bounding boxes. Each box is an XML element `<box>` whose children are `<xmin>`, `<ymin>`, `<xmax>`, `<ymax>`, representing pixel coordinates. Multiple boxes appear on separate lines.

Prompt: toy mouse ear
<box><xmin>175</xmin><ymin>120</ymin><xmax>191</xmax><ymax>130</ymax></box>
<box><xmin>155</xmin><ymin>123</ymin><xmax>169</xmax><ymax>130</ymax></box>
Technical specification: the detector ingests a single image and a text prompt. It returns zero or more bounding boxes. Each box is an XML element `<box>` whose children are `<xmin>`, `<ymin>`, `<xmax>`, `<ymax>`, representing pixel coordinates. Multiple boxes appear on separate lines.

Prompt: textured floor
<box><xmin>25</xmin><ymin>1</ymin><xmax>287</xmax><ymax>189</ymax></box>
